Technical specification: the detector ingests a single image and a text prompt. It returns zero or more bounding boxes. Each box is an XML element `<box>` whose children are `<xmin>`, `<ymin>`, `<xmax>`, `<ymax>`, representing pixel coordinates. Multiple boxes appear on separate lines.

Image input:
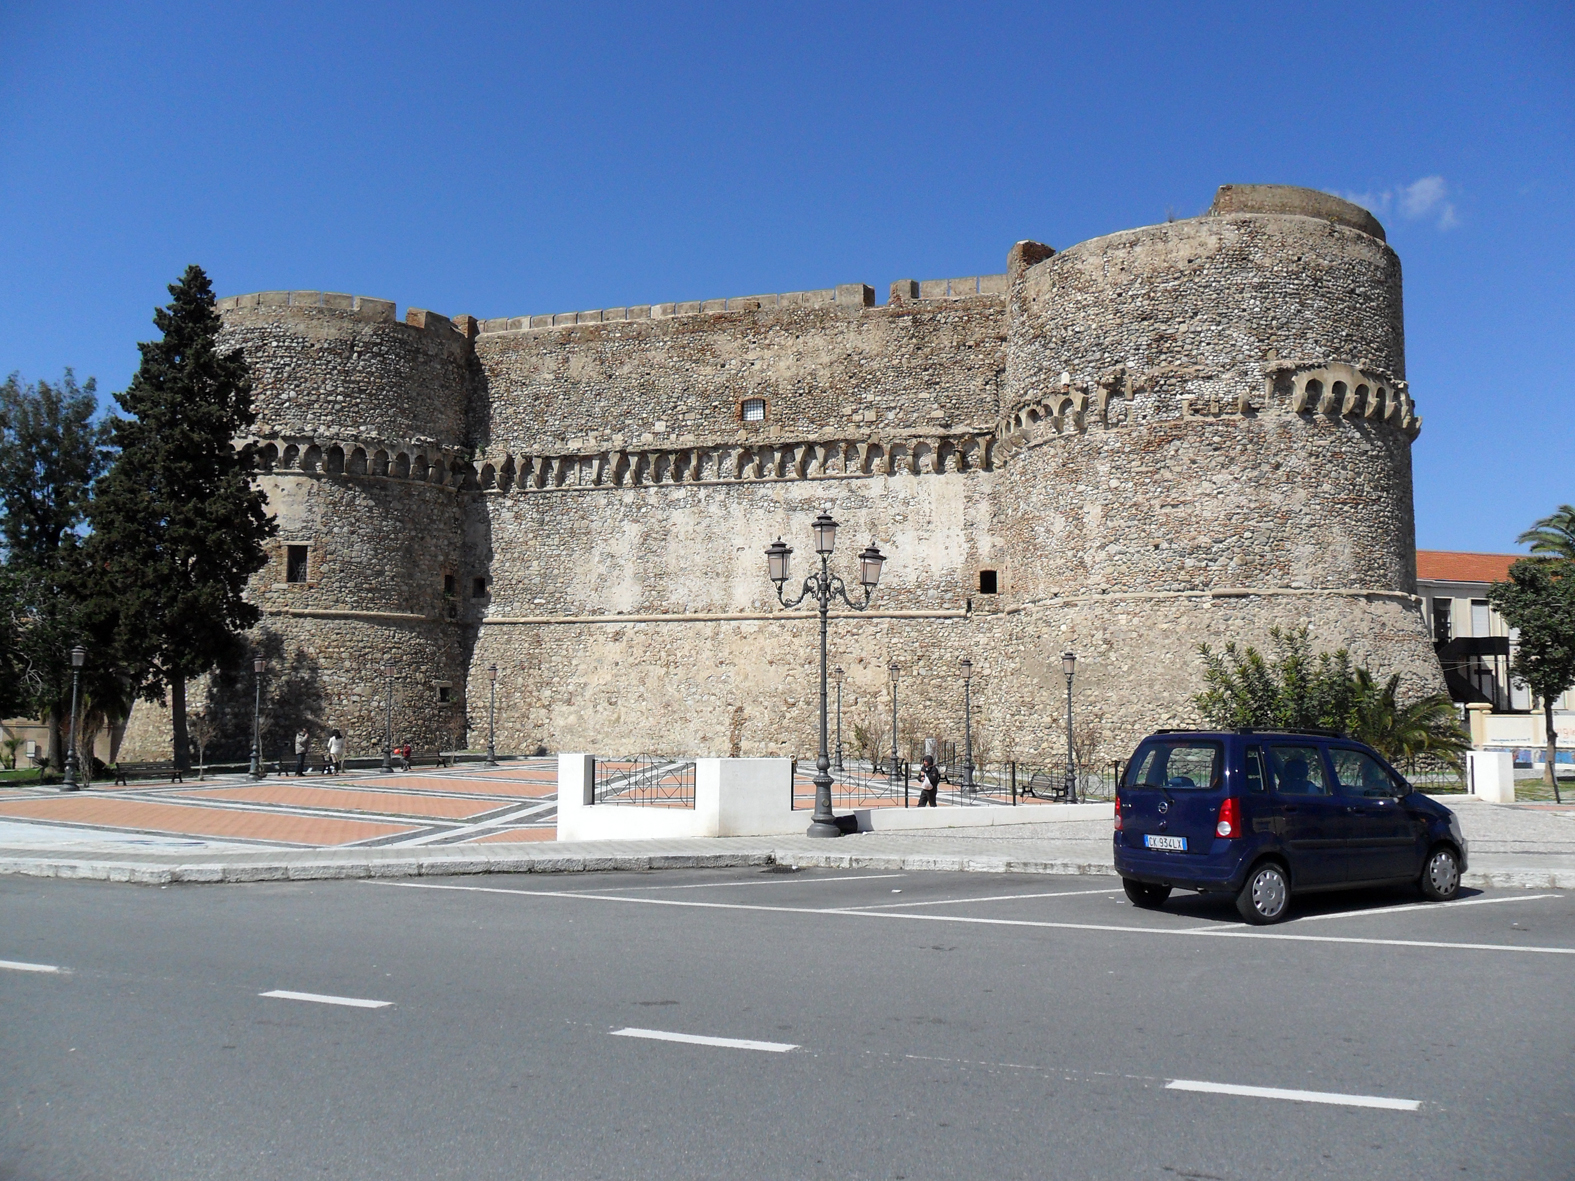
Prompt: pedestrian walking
<box><xmin>294</xmin><ymin>728</ymin><xmax>310</xmax><ymax>776</ymax></box>
<box><xmin>918</xmin><ymin>754</ymin><xmax>941</xmax><ymax>807</ymax></box>
<box><xmin>325</xmin><ymin>729</ymin><xmax>345</xmax><ymax>775</ymax></box>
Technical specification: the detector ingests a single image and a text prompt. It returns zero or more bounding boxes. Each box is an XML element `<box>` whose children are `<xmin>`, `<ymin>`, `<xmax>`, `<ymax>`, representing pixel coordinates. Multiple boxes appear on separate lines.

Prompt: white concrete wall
<box><xmin>556</xmin><ymin>752</ymin><xmax>1112</xmax><ymax>840</ymax></box>
<box><xmin>1467</xmin><ymin>750</ymin><xmax>1515</xmax><ymax>803</ymax></box>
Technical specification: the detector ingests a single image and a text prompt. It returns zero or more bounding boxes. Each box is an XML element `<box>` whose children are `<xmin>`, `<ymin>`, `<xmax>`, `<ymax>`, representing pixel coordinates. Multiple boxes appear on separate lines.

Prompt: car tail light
<box><xmin>1113</xmin><ymin>796</ymin><xmax>1122</xmax><ymax>831</ymax></box>
<box><xmin>1216</xmin><ymin>796</ymin><xmax>1239</xmax><ymax>838</ymax></box>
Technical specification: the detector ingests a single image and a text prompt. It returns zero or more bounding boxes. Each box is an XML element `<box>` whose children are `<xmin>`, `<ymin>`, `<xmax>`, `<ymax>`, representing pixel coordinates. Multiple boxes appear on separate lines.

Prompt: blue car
<box><xmin>1113</xmin><ymin>729</ymin><xmax>1468</xmax><ymax>924</ymax></box>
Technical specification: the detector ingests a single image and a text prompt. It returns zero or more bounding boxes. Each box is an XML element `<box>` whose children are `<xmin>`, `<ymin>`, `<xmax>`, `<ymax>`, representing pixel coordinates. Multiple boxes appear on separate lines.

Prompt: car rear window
<box><xmin>1124</xmin><ymin>741</ymin><xmax>1222</xmax><ymax>791</ymax></box>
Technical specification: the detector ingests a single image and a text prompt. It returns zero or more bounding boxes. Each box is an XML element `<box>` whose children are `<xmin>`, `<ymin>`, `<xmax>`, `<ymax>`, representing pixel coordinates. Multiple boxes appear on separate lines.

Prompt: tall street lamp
<box><xmin>381</xmin><ymin>664</ymin><xmax>396</xmax><ymax>772</ymax></box>
<box><xmin>888</xmin><ymin>661</ymin><xmax>901</xmax><ymax>789</ymax></box>
<box><xmin>61</xmin><ymin>645</ymin><xmax>86</xmax><ymax>792</ymax></box>
<box><xmin>1062</xmin><ymin>650</ymin><xmax>1077</xmax><ymax>805</ymax></box>
<box><xmin>250</xmin><ymin>656</ymin><xmax>267</xmax><ymax>780</ymax></box>
<box><xmin>766</xmin><ymin>512</ymin><xmax>886</xmax><ymax>838</ymax></box>
<box><xmin>831</xmin><ymin>666</ymin><xmax>845</xmax><ymax>772</ymax></box>
<box><xmin>486</xmin><ymin>664</ymin><xmax>499</xmax><ymax>766</ymax></box>
<box><xmin>960</xmin><ymin>657</ymin><xmax>975</xmax><ymax>794</ymax></box>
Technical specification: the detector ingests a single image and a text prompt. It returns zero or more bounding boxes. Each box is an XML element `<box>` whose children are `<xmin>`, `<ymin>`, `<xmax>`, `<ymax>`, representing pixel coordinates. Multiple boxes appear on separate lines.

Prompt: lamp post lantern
<box><xmin>61</xmin><ymin>645</ymin><xmax>86</xmax><ymax>792</ymax></box>
<box><xmin>486</xmin><ymin>664</ymin><xmax>499</xmax><ymax>766</ymax></box>
<box><xmin>1062</xmin><ymin>650</ymin><xmax>1077</xmax><ymax>804</ymax></box>
<box><xmin>250</xmin><ymin>656</ymin><xmax>267</xmax><ymax>780</ymax></box>
<box><xmin>888</xmin><ymin>661</ymin><xmax>900</xmax><ymax>790</ymax></box>
<box><xmin>766</xmin><ymin>512</ymin><xmax>886</xmax><ymax>838</ymax></box>
<box><xmin>831</xmin><ymin>666</ymin><xmax>845</xmax><ymax>772</ymax></box>
<box><xmin>960</xmin><ymin>657</ymin><xmax>975</xmax><ymax>794</ymax></box>
<box><xmin>381</xmin><ymin>664</ymin><xmax>396</xmax><ymax>772</ymax></box>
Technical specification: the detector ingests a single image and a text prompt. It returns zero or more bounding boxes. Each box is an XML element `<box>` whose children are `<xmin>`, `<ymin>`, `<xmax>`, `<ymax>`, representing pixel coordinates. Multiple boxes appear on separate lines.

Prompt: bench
<box><xmin>113</xmin><ymin>761</ymin><xmax>185</xmax><ymax>785</ymax></box>
<box><xmin>1019</xmin><ymin>771</ymin><xmax>1068</xmax><ymax>801</ymax></box>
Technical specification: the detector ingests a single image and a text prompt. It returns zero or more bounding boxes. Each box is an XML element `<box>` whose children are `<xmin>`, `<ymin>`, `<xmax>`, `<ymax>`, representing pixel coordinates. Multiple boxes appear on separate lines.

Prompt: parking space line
<box><xmin>610</xmin><ymin>1026</ymin><xmax>797</xmax><ymax>1052</ymax></box>
<box><xmin>1289</xmin><ymin>894</ymin><xmax>1561</xmax><ymax>922</ymax></box>
<box><xmin>259</xmin><ymin>989</ymin><xmax>392</xmax><ymax>1009</ymax></box>
<box><xmin>839</xmin><ymin>888</ymin><xmax>1124</xmax><ymax>911</ymax></box>
<box><xmin>1166</xmin><ymin>1078</ymin><xmax>1420</xmax><ymax>1111</ymax></box>
<box><xmin>378</xmin><ymin>881</ymin><xmax>1575</xmax><ymax>956</ymax></box>
<box><xmin>0</xmin><ymin>958</ymin><xmax>63</xmax><ymax>974</ymax></box>
<box><xmin>580</xmin><ymin>873</ymin><xmax>906</xmax><ymax>893</ymax></box>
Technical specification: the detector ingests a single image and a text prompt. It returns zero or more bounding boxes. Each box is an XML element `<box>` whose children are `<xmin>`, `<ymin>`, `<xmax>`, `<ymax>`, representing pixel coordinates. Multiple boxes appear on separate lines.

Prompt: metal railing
<box><xmin>592</xmin><ymin>755</ymin><xmax>697</xmax><ymax>807</ymax></box>
<box><xmin>792</xmin><ymin>758</ymin><xmax>1122</xmax><ymax>810</ymax></box>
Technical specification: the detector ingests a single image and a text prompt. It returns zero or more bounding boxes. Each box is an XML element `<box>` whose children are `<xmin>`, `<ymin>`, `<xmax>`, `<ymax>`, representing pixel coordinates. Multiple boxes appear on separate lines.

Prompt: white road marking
<box><xmin>376</xmin><ymin>881</ymin><xmax>1575</xmax><ymax>956</ymax></box>
<box><xmin>1290</xmin><ymin>894</ymin><xmax>1562</xmax><ymax>922</ymax></box>
<box><xmin>0</xmin><ymin>958</ymin><xmax>63</xmax><ymax>974</ymax></box>
<box><xmin>841</xmin><ymin>887</ymin><xmax>1123</xmax><ymax>911</ymax></box>
<box><xmin>579</xmin><ymin>873</ymin><xmax>906</xmax><ymax>893</ymax></box>
<box><xmin>259</xmin><ymin>989</ymin><xmax>392</xmax><ymax>1009</ymax></box>
<box><xmin>1166</xmin><ymin>1078</ymin><xmax>1420</xmax><ymax>1112</ymax></box>
<box><xmin>610</xmin><ymin>1026</ymin><xmax>797</xmax><ymax>1052</ymax></box>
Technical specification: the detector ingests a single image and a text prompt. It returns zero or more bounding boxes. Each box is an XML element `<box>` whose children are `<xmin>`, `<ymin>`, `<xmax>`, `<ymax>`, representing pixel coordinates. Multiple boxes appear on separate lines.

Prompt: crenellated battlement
<box><xmin>247</xmin><ymin>428</ymin><xmax>996</xmax><ymax>494</ymax></box>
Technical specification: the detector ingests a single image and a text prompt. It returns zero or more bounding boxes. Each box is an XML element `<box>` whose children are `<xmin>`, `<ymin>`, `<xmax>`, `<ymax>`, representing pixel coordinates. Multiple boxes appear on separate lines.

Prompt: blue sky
<box><xmin>2</xmin><ymin>1</ymin><xmax>1570</xmax><ymax>552</ymax></box>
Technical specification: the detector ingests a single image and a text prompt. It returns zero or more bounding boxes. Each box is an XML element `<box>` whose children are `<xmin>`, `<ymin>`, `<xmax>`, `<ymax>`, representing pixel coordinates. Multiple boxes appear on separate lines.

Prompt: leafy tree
<box><xmin>1195</xmin><ymin>626</ymin><xmax>1359</xmax><ymax>731</ymax></box>
<box><xmin>0</xmin><ymin>372</ymin><xmax>115</xmax><ymax>753</ymax></box>
<box><xmin>85</xmin><ymin>266</ymin><xmax>276</xmax><ymax>771</ymax></box>
<box><xmin>1488</xmin><ymin>558</ymin><xmax>1575</xmax><ymax>802</ymax></box>
<box><xmin>0</xmin><ymin>371</ymin><xmax>112</xmax><ymax>564</ymax></box>
<box><xmin>1195</xmin><ymin>627</ymin><xmax>1468</xmax><ymax>775</ymax></box>
<box><xmin>1346</xmin><ymin>668</ymin><xmax>1470</xmax><ymax>772</ymax></box>
<box><xmin>1516</xmin><ymin>505</ymin><xmax>1575</xmax><ymax>561</ymax></box>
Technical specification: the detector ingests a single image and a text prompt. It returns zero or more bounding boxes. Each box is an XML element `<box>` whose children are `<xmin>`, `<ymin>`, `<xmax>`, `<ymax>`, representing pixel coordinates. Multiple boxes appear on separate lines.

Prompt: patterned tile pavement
<box><xmin>0</xmin><ymin>760</ymin><xmax>559</xmax><ymax>850</ymax></box>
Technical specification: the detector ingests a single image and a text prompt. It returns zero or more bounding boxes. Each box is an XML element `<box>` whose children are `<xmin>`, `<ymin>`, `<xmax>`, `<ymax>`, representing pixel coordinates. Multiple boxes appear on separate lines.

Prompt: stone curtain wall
<box><xmin>120</xmin><ymin>185</ymin><xmax>1445</xmax><ymax>765</ymax></box>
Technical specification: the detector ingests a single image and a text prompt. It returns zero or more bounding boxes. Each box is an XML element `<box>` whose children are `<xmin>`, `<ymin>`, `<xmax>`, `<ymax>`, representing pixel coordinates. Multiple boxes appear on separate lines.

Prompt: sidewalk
<box><xmin>0</xmin><ymin>782</ymin><xmax>1570</xmax><ymax>889</ymax></box>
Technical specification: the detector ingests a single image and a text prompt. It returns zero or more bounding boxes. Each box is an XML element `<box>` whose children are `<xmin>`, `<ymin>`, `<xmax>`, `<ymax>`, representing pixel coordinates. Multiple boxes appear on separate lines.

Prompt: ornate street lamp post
<box><xmin>888</xmin><ymin>661</ymin><xmax>900</xmax><ymax>790</ymax></box>
<box><xmin>1062</xmin><ymin>650</ymin><xmax>1077</xmax><ymax>804</ymax></box>
<box><xmin>486</xmin><ymin>664</ymin><xmax>499</xmax><ymax>766</ymax></box>
<box><xmin>61</xmin><ymin>645</ymin><xmax>86</xmax><ymax>792</ymax></box>
<box><xmin>381</xmin><ymin>664</ymin><xmax>396</xmax><ymax>772</ymax></box>
<box><xmin>250</xmin><ymin>656</ymin><xmax>267</xmax><ymax>780</ymax></box>
<box><xmin>766</xmin><ymin>512</ymin><xmax>886</xmax><ymax>838</ymax></box>
<box><xmin>831</xmin><ymin>666</ymin><xmax>845</xmax><ymax>772</ymax></box>
<box><xmin>960</xmin><ymin>657</ymin><xmax>975</xmax><ymax>794</ymax></box>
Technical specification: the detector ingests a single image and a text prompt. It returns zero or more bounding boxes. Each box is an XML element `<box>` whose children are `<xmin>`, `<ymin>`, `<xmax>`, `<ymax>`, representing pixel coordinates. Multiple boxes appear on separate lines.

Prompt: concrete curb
<box><xmin>1</xmin><ymin>844</ymin><xmax>1570</xmax><ymax>889</ymax></box>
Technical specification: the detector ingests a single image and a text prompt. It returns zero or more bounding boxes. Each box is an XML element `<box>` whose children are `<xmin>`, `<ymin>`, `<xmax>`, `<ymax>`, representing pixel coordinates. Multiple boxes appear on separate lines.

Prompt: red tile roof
<box><xmin>1415</xmin><ymin>550</ymin><xmax>1523</xmax><ymax>584</ymax></box>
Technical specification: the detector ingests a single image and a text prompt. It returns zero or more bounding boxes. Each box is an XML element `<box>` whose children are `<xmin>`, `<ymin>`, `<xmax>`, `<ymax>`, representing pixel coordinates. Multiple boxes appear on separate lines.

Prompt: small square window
<box><xmin>472</xmin><ymin>576</ymin><xmax>488</xmax><ymax>598</ymax></box>
<box><xmin>443</xmin><ymin>574</ymin><xmax>457</xmax><ymax>598</ymax></box>
<box><xmin>741</xmin><ymin>397</ymin><xmax>766</xmax><ymax>422</ymax></box>
<box><xmin>286</xmin><ymin>545</ymin><xmax>309</xmax><ymax>583</ymax></box>
<box><xmin>978</xmin><ymin>569</ymin><xmax>998</xmax><ymax>595</ymax></box>
<box><xmin>437</xmin><ymin>685</ymin><xmax>451</xmax><ymax>703</ymax></box>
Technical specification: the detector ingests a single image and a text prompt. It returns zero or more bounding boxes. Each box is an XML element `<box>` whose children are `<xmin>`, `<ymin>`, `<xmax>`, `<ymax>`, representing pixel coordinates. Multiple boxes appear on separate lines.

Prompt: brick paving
<box><xmin>0</xmin><ymin>760</ymin><xmax>558</xmax><ymax>850</ymax></box>
<box><xmin>174</xmin><ymin>784</ymin><xmax>510</xmax><ymax>820</ymax></box>
<box><xmin>0</xmin><ymin>796</ymin><xmax>416</xmax><ymax>846</ymax></box>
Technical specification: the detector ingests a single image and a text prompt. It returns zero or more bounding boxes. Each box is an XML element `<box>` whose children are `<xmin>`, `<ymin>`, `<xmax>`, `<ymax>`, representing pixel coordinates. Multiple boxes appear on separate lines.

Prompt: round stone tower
<box><xmin>982</xmin><ymin>184</ymin><xmax>1439</xmax><ymax>745</ymax></box>
<box><xmin>215</xmin><ymin>291</ymin><xmax>481</xmax><ymax>758</ymax></box>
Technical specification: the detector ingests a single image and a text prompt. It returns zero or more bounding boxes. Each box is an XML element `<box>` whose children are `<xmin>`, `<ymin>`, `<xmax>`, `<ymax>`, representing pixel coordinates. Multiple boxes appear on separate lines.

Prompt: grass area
<box><xmin>1513</xmin><ymin>775</ymin><xmax>1575</xmax><ymax>803</ymax></box>
<box><xmin>0</xmin><ymin>767</ymin><xmax>58</xmax><ymax>787</ymax></box>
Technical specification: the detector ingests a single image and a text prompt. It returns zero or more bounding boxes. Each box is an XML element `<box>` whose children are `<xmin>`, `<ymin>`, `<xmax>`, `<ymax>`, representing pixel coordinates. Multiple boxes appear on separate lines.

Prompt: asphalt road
<box><xmin>3</xmin><ymin>868</ymin><xmax>1573</xmax><ymax>1181</ymax></box>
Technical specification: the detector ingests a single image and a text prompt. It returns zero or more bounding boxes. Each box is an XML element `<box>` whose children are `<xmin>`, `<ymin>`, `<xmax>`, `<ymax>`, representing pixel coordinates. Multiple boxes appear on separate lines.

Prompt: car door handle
<box><xmin>1281</xmin><ymin>806</ymin><xmax>1300</xmax><ymax>814</ymax></box>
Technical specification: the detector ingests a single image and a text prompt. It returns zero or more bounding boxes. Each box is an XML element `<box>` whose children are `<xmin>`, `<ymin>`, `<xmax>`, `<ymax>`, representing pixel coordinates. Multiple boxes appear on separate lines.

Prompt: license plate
<box><xmin>1144</xmin><ymin>834</ymin><xmax>1187</xmax><ymax>851</ymax></box>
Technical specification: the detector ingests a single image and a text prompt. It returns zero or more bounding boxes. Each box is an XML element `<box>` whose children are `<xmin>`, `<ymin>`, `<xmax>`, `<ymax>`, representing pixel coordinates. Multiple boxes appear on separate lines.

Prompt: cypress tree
<box><xmin>86</xmin><ymin>266</ymin><xmax>276</xmax><ymax>770</ymax></box>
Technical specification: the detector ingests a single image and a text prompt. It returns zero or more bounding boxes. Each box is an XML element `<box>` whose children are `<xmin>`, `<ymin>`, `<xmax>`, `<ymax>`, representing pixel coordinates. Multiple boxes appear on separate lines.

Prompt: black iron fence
<box><xmin>792</xmin><ymin>757</ymin><xmax>1121</xmax><ymax>810</ymax></box>
<box><xmin>592</xmin><ymin>755</ymin><xmax>697</xmax><ymax>806</ymax></box>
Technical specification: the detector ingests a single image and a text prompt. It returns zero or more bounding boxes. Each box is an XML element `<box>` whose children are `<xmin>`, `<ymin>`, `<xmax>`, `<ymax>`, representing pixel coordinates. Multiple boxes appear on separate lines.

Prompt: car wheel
<box><xmin>1236</xmin><ymin>861</ymin><xmax>1290</xmax><ymax>925</ymax></box>
<box><xmin>1123</xmin><ymin>879</ymin><xmax>1172</xmax><ymax>909</ymax></box>
<box><xmin>1419</xmin><ymin>845</ymin><xmax>1461</xmax><ymax>902</ymax></box>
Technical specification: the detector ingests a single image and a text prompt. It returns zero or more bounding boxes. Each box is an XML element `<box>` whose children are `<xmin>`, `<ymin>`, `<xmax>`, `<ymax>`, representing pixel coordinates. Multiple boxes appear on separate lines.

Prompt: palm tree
<box><xmin>1348</xmin><ymin>669</ymin><xmax>1471</xmax><ymax>773</ymax></box>
<box><xmin>1517</xmin><ymin>505</ymin><xmax>1575</xmax><ymax>560</ymax></box>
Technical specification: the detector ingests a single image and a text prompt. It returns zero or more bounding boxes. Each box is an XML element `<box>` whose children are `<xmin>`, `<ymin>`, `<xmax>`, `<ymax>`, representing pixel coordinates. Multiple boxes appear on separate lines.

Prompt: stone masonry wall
<box><xmin>116</xmin><ymin>185</ymin><xmax>1447</xmax><ymax>768</ymax></box>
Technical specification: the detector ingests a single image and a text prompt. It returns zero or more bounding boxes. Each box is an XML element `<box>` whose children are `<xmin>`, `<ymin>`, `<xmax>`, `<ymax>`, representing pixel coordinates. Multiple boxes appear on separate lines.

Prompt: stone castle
<box><xmin>124</xmin><ymin>184</ymin><xmax>1445</xmax><ymax>766</ymax></box>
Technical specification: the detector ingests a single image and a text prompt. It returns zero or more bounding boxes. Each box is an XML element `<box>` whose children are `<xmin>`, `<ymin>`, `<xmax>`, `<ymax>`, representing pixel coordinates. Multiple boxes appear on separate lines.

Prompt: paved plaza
<box><xmin>0</xmin><ymin>762</ymin><xmax>560</xmax><ymax>851</ymax></box>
